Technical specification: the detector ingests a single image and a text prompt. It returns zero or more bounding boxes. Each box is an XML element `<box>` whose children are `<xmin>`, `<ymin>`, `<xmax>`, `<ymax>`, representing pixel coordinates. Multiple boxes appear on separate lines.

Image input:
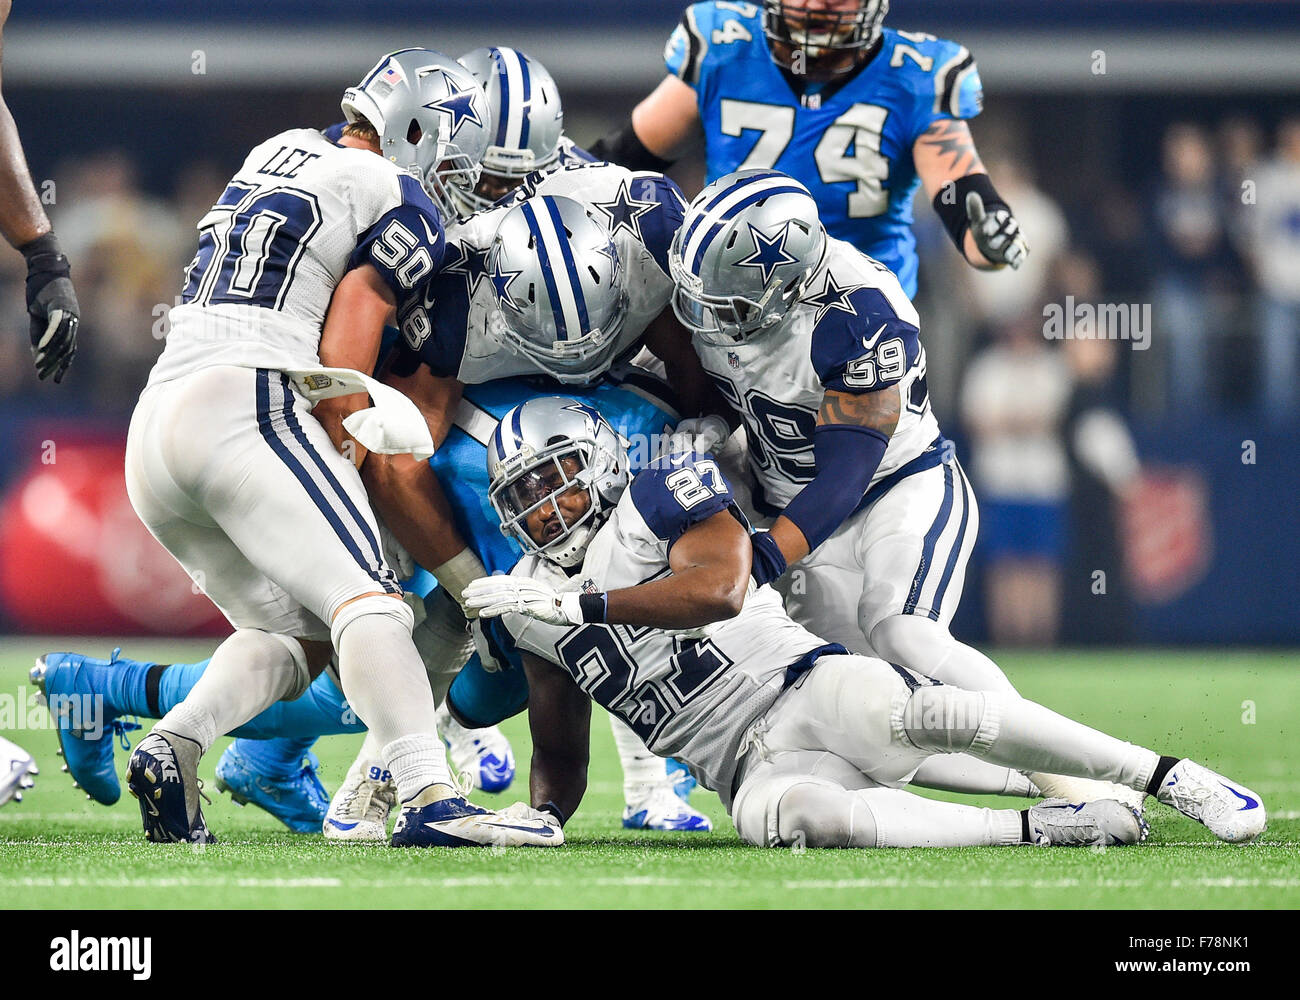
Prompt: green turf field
<box><xmin>1</xmin><ymin>638</ymin><xmax>1296</xmax><ymax>909</ymax></box>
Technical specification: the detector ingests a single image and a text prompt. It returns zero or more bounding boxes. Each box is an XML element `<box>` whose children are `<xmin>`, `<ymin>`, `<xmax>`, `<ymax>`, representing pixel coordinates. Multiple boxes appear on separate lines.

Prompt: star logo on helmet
<box><xmin>445</xmin><ymin>240</ymin><xmax>492</xmax><ymax>298</ymax></box>
<box><xmin>489</xmin><ymin>255</ymin><xmax>525</xmax><ymax>312</ymax></box>
<box><xmin>590</xmin><ymin>180</ymin><xmax>659</xmax><ymax>244</ymax></box>
<box><xmin>734</xmin><ymin>221</ymin><xmax>800</xmax><ymax>285</ymax></box>
<box><xmin>423</xmin><ymin>70</ymin><xmax>485</xmax><ymax>140</ymax></box>
<box><xmin>563</xmin><ymin>401</ymin><xmax>604</xmax><ymax>428</ymax></box>
<box><xmin>806</xmin><ymin>271</ymin><xmax>864</xmax><ymax>325</ymax></box>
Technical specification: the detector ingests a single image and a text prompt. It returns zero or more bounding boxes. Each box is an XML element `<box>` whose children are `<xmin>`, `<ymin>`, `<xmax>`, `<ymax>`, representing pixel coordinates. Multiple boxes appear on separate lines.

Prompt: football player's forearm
<box><xmin>361</xmin><ymin>454</ymin><xmax>468</xmax><ymax>570</ymax></box>
<box><xmin>605</xmin><ymin>564</ymin><xmax>746</xmax><ymax>629</ymax></box>
<box><xmin>0</xmin><ymin>100</ymin><xmax>52</xmax><ymax>249</ymax></box>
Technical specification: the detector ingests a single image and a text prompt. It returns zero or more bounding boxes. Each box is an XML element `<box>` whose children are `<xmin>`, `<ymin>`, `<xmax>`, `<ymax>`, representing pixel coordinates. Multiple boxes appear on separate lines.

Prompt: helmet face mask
<box><xmin>487</xmin><ymin>195</ymin><xmax>629</xmax><ymax>384</ymax></box>
<box><xmin>762</xmin><ymin>1</ymin><xmax>889</xmax><ymax>78</ymax></box>
<box><xmin>342</xmin><ymin>48</ymin><xmax>491</xmax><ymax>221</ymax></box>
<box><xmin>487</xmin><ymin>397</ymin><xmax>630</xmax><ymax>567</ymax></box>
<box><xmin>452</xmin><ymin>47</ymin><xmax>565</xmax><ymax>216</ymax></box>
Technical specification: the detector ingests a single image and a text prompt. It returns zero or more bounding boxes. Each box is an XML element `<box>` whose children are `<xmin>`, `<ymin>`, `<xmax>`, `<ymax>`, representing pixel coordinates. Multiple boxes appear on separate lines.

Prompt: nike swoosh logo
<box><xmin>418</xmin><ymin>214</ymin><xmax>440</xmax><ymax>246</ymax></box>
<box><xmin>1222</xmin><ymin>783</ymin><xmax>1259</xmax><ymax>810</ymax></box>
<box><xmin>861</xmin><ymin>323</ymin><xmax>887</xmax><ymax>351</ymax></box>
<box><xmin>326</xmin><ymin>819</ymin><xmax>359</xmax><ymax>830</ymax></box>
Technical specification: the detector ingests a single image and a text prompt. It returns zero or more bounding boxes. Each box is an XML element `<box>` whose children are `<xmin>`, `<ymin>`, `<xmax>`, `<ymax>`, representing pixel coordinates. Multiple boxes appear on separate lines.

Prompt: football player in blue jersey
<box><xmin>591</xmin><ymin>0</ymin><xmax>1027</xmax><ymax>298</ymax></box>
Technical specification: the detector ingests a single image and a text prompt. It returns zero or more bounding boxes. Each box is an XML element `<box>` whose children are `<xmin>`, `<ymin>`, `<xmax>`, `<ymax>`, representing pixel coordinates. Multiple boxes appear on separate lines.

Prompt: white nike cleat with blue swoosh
<box><xmin>1157</xmin><ymin>759</ymin><xmax>1266</xmax><ymax>843</ymax></box>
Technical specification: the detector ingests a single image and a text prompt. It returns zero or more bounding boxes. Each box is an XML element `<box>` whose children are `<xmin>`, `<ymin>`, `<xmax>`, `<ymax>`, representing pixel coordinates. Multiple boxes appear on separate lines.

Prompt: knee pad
<box><xmin>330</xmin><ymin>593</ymin><xmax>415</xmax><ymax>649</ymax></box>
<box><xmin>734</xmin><ymin>773</ymin><xmax>867</xmax><ymax>849</ymax></box>
<box><xmin>900</xmin><ymin>686</ymin><xmax>1000</xmax><ymax>755</ymax></box>
<box><xmin>266</xmin><ymin>632</ymin><xmax>313</xmax><ymax>702</ymax></box>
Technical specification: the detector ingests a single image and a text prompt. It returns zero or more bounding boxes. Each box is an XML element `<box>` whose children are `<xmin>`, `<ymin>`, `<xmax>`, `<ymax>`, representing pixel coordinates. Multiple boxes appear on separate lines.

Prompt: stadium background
<box><xmin>1</xmin><ymin>1</ymin><xmax>1297</xmax><ymax>648</ymax></box>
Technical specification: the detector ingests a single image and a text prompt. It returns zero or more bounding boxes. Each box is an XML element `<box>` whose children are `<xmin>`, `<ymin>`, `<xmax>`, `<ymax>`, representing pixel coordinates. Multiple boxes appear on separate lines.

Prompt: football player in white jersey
<box><xmin>123</xmin><ymin>48</ymin><xmax>558</xmax><ymax>849</ymax></box>
<box><xmin>461</xmin><ymin>397</ymin><xmax>1267</xmax><ymax>848</ymax></box>
<box><xmin>336</xmin><ymin>162</ymin><xmax>723</xmax><ymax>833</ymax></box>
<box><xmin>450</xmin><ymin>46</ymin><xmax>600</xmax><ymax>217</ymax></box>
<box><xmin>667</xmin><ymin>169</ymin><xmax>1137</xmax><ymax>807</ymax></box>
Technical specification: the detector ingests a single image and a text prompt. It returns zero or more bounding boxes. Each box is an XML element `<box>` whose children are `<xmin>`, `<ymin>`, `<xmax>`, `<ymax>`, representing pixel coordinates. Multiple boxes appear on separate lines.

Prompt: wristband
<box><xmin>433</xmin><ymin>548</ymin><xmax>489</xmax><ymax>609</ymax></box>
<box><xmin>749</xmin><ymin>531</ymin><xmax>788</xmax><ymax>587</ymax></box>
<box><xmin>931</xmin><ymin>172</ymin><xmax>1010</xmax><ymax>252</ymax></box>
<box><xmin>578</xmin><ymin>592</ymin><xmax>608</xmax><ymax>624</ymax></box>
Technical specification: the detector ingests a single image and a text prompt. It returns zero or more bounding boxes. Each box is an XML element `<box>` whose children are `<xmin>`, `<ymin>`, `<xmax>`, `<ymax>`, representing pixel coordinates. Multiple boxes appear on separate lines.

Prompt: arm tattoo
<box><xmin>818</xmin><ymin>388</ymin><xmax>900</xmax><ymax>436</ymax></box>
<box><xmin>918</xmin><ymin>118</ymin><xmax>984</xmax><ymax>178</ymax></box>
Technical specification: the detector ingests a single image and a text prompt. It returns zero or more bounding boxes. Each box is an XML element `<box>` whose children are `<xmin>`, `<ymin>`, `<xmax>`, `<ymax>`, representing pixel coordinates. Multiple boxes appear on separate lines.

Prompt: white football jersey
<box><xmin>149</xmin><ymin>128</ymin><xmax>445</xmax><ymax>385</ymax></box>
<box><xmin>481</xmin><ymin>451</ymin><xmax>840</xmax><ymax>803</ymax></box>
<box><xmin>692</xmin><ymin>236</ymin><xmax>940</xmax><ymax>512</ymax></box>
<box><xmin>391</xmin><ymin>161</ymin><xmax>685</xmax><ymax>385</ymax></box>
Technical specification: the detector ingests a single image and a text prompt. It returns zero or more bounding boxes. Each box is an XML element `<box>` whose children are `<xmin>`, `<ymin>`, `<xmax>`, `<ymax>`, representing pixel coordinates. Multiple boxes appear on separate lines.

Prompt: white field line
<box><xmin>2</xmin><ymin>874</ymin><xmax>1299</xmax><ymax>891</ymax></box>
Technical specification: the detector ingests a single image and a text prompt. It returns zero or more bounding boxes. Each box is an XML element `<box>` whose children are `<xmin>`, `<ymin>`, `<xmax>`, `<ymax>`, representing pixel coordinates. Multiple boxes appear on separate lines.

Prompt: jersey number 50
<box><xmin>719</xmin><ymin>99</ymin><xmax>890</xmax><ymax>219</ymax></box>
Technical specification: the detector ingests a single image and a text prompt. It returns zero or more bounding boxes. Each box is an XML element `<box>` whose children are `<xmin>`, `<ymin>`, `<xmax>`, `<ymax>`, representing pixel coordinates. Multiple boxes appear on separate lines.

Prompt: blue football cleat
<box><xmin>31</xmin><ymin>650</ymin><xmax>142</xmax><ymax>805</ymax></box>
<box><xmin>666</xmin><ymin>757</ymin><xmax>697</xmax><ymax>802</ymax></box>
<box><xmin>622</xmin><ymin>783</ymin><xmax>713</xmax><ymax>832</ymax></box>
<box><xmin>126</xmin><ymin>730</ymin><xmax>216</xmax><ymax>844</ymax></box>
<box><xmin>214</xmin><ymin>742</ymin><xmax>329</xmax><ymax>834</ymax></box>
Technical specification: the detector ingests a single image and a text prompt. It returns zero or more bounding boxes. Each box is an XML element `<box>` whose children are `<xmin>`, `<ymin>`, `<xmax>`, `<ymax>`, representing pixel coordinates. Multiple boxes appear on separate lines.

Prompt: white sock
<box><xmin>156</xmin><ymin>628</ymin><xmax>303</xmax><ymax>754</ymax></box>
<box><xmin>382</xmin><ymin>735</ymin><xmax>451</xmax><ymax>803</ymax></box>
<box><xmin>347</xmin><ymin>731</ymin><xmax>387</xmax><ymax>779</ymax></box>
<box><xmin>609</xmin><ymin>714</ymin><xmax>665</xmax><ymax>797</ymax></box>
<box><xmin>858</xmin><ymin>787</ymin><xmax>1024</xmax><ymax>847</ymax></box>
<box><xmin>911</xmin><ymin>753</ymin><xmax>1038</xmax><ymax>797</ymax></box>
<box><xmin>336</xmin><ymin>612</ymin><xmax>450</xmax><ymax>798</ymax></box>
<box><xmin>980</xmin><ymin>694</ymin><xmax>1160</xmax><ymax>793</ymax></box>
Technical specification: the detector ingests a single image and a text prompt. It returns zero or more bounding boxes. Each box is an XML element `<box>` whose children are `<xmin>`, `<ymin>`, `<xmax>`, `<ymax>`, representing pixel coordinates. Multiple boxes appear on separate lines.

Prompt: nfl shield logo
<box><xmin>727</xmin><ymin>352</ymin><xmax>740</xmax><ymax>371</ymax></box>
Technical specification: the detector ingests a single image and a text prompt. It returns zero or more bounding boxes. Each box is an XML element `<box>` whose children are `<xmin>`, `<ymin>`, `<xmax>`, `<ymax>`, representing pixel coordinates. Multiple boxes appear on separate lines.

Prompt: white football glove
<box><xmin>663</xmin><ymin>415</ymin><xmax>731</xmax><ymax>458</ymax></box>
<box><xmin>463</xmin><ymin>576</ymin><xmax>585</xmax><ymax>626</ymax></box>
<box><xmin>966</xmin><ymin>191</ymin><xmax>1029</xmax><ymax>270</ymax></box>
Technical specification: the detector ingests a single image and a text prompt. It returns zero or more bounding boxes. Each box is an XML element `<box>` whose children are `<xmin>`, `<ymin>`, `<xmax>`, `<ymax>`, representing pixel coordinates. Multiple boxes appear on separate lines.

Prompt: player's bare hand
<box><xmin>22</xmin><ymin>233</ymin><xmax>80</xmax><ymax>383</ymax></box>
<box><xmin>965</xmin><ymin>191</ymin><xmax>1029</xmax><ymax>270</ymax></box>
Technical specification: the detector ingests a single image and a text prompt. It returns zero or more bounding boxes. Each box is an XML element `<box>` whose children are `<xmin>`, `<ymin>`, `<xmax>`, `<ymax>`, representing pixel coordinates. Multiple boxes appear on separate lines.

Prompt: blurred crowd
<box><xmin>2</xmin><ymin>103</ymin><xmax>1297</xmax><ymax>645</ymax></box>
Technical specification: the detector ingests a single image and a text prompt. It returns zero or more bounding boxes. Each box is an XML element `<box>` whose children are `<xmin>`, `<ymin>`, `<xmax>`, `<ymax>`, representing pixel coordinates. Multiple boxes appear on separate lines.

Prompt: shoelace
<box><xmin>454</xmin><ymin>769</ymin><xmax>475</xmax><ymax>799</ymax></box>
<box><xmin>113</xmin><ymin>719</ymin><xmax>142</xmax><ymax>751</ymax></box>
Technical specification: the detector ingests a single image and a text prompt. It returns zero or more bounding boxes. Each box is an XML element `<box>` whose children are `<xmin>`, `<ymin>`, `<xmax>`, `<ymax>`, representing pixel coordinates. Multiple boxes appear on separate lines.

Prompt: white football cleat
<box><xmin>1</xmin><ymin>735</ymin><xmax>38</xmax><ymax>807</ymax></box>
<box><xmin>1156</xmin><ymin>759</ymin><xmax>1265</xmax><ymax>844</ymax></box>
<box><xmin>1028</xmin><ymin>772</ymin><xmax>1146</xmax><ymax>813</ymax></box>
<box><xmin>623</xmin><ymin>782</ymin><xmax>713</xmax><ymax>832</ymax></box>
<box><xmin>1026</xmin><ymin>798</ymin><xmax>1149</xmax><ymax>847</ymax></box>
<box><xmin>323</xmin><ymin>759</ymin><xmax>396</xmax><ymax>842</ymax></box>
<box><xmin>435</xmin><ymin>703</ymin><xmax>515</xmax><ymax>793</ymax></box>
<box><xmin>390</xmin><ymin>784</ymin><xmax>563</xmax><ymax>848</ymax></box>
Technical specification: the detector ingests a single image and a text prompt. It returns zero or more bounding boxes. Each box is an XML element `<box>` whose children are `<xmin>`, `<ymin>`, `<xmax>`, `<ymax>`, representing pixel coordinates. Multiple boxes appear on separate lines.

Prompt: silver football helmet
<box><xmin>487</xmin><ymin>194</ymin><xmax>628</xmax><ymax>384</ymax></box>
<box><xmin>342</xmin><ymin>48</ymin><xmax>491</xmax><ymax>221</ymax></box>
<box><xmin>487</xmin><ymin>396</ymin><xmax>630</xmax><ymax>567</ymax></box>
<box><xmin>763</xmin><ymin>1</ymin><xmax>889</xmax><ymax>73</ymax></box>
<box><xmin>669</xmin><ymin>168</ymin><xmax>826</xmax><ymax>345</ymax></box>
<box><xmin>454</xmin><ymin>47</ymin><xmax>565</xmax><ymax>215</ymax></box>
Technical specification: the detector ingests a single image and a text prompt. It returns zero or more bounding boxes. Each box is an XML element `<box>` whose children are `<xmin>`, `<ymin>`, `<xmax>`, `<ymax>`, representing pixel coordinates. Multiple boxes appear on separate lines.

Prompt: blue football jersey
<box><xmin>665</xmin><ymin>2</ymin><xmax>982</xmax><ymax>297</ymax></box>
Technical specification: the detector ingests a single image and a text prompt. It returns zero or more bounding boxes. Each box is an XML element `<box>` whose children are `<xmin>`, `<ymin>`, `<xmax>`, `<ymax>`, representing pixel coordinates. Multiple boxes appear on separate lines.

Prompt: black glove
<box><xmin>965</xmin><ymin>191</ymin><xmax>1029</xmax><ymax>270</ymax></box>
<box><xmin>21</xmin><ymin>232</ymin><xmax>80</xmax><ymax>383</ymax></box>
